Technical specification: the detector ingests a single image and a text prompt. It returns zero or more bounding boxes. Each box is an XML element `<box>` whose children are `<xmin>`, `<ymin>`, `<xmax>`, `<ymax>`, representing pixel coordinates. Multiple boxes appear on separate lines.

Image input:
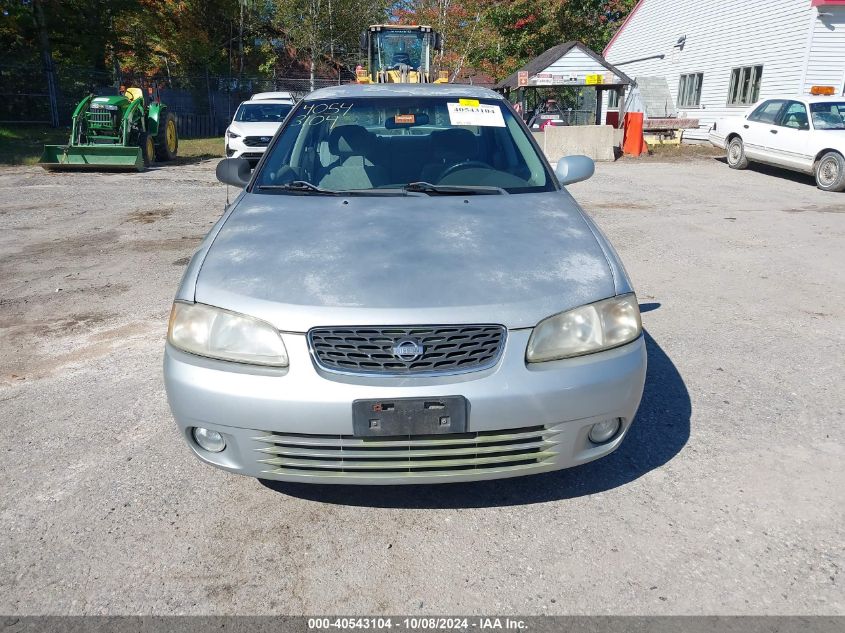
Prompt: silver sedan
<box><xmin>164</xmin><ymin>84</ymin><xmax>646</xmax><ymax>485</ymax></box>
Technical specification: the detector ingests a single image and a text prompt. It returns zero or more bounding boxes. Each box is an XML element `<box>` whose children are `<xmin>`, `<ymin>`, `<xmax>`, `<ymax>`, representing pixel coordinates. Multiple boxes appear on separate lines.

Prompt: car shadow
<box><xmin>148</xmin><ymin>155</ymin><xmax>223</xmax><ymax>169</ymax></box>
<box><xmin>713</xmin><ymin>156</ymin><xmax>817</xmax><ymax>187</ymax></box>
<box><xmin>260</xmin><ymin>327</ymin><xmax>690</xmax><ymax>508</ymax></box>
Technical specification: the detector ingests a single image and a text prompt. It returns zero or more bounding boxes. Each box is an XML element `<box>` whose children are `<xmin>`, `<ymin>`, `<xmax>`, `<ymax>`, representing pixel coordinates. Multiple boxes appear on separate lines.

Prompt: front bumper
<box><xmin>164</xmin><ymin>330</ymin><xmax>647</xmax><ymax>485</ymax></box>
<box><xmin>709</xmin><ymin>130</ymin><xmax>727</xmax><ymax>149</ymax></box>
<box><xmin>225</xmin><ymin>137</ymin><xmax>267</xmax><ymax>163</ymax></box>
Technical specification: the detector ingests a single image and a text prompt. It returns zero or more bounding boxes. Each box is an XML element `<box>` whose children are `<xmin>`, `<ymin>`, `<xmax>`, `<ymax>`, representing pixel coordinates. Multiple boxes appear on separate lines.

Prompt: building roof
<box><xmin>305</xmin><ymin>83</ymin><xmax>505</xmax><ymax>101</ymax></box>
<box><xmin>496</xmin><ymin>41</ymin><xmax>633</xmax><ymax>90</ymax></box>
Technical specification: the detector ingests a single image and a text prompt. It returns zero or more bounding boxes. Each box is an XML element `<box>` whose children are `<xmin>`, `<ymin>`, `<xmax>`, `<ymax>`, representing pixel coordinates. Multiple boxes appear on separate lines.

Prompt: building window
<box><xmin>678</xmin><ymin>73</ymin><xmax>703</xmax><ymax>107</ymax></box>
<box><xmin>728</xmin><ymin>65</ymin><xmax>763</xmax><ymax>106</ymax></box>
<box><xmin>607</xmin><ymin>90</ymin><xmax>620</xmax><ymax>109</ymax></box>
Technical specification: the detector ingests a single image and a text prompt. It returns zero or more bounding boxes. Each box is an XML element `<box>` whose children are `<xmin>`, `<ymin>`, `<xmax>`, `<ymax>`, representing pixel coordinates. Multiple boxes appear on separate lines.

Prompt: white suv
<box><xmin>225</xmin><ymin>92</ymin><xmax>296</xmax><ymax>165</ymax></box>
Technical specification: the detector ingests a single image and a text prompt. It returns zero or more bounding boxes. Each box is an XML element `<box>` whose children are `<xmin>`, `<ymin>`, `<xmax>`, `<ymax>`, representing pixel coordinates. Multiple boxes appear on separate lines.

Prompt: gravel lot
<box><xmin>0</xmin><ymin>155</ymin><xmax>842</xmax><ymax>615</ymax></box>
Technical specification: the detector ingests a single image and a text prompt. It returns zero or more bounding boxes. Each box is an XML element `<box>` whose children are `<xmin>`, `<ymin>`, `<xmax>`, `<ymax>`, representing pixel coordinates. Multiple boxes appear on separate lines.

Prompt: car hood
<box><xmin>228</xmin><ymin>121</ymin><xmax>281</xmax><ymax>137</ymax></box>
<box><xmin>193</xmin><ymin>191</ymin><xmax>618</xmax><ymax>331</ymax></box>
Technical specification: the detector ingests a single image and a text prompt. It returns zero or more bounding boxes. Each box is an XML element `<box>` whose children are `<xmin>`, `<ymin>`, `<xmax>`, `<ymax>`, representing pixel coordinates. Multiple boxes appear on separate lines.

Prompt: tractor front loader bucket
<box><xmin>39</xmin><ymin>144</ymin><xmax>144</xmax><ymax>171</ymax></box>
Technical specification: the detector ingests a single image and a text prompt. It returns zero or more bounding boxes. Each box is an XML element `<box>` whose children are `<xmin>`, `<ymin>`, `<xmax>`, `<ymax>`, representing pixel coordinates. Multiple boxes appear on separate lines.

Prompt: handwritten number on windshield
<box><xmin>292</xmin><ymin>103</ymin><xmax>354</xmax><ymax>128</ymax></box>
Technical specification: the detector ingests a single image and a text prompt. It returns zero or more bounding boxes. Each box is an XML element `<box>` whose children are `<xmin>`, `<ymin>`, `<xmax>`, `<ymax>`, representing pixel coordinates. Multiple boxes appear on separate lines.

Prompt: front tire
<box><xmin>727</xmin><ymin>136</ymin><xmax>749</xmax><ymax>169</ymax></box>
<box><xmin>155</xmin><ymin>112</ymin><xmax>178</xmax><ymax>161</ymax></box>
<box><xmin>139</xmin><ymin>131</ymin><xmax>154</xmax><ymax>168</ymax></box>
<box><xmin>814</xmin><ymin>151</ymin><xmax>845</xmax><ymax>192</ymax></box>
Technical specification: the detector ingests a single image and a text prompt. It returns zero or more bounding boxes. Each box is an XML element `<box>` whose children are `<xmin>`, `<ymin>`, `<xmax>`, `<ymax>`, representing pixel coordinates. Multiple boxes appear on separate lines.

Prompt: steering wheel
<box><xmin>438</xmin><ymin>160</ymin><xmax>492</xmax><ymax>181</ymax></box>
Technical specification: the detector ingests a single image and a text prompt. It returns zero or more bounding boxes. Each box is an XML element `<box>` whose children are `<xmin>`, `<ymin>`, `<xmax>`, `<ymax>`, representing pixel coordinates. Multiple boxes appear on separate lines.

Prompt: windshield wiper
<box><xmin>403</xmin><ymin>182</ymin><xmax>507</xmax><ymax>195</ymax></box>
<box><xmin>256</xmin><ymin>181</ymin><xmax>337</xmax><ymax>195</ymax></box>
<box><xmin>334</xmin><ymin>188</ymin><xmax>425</xmax><ymax>197</ymax></box>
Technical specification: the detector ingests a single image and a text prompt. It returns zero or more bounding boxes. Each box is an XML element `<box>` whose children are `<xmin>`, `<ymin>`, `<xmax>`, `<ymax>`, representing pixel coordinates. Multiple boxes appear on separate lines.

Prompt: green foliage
<box><xmin>270</xmin><ymin>0</ymin><xmax>391</xmax><ymax>80</ymax></box>
<box><xmin>396</xmin><ymin>0</ymin><xmax>638</xmax><ymax>81</ymax></box>
<box><xmin>0</xmin><ymin>0</ymin><xmax>635</xmax><ymax>85</ymax></box>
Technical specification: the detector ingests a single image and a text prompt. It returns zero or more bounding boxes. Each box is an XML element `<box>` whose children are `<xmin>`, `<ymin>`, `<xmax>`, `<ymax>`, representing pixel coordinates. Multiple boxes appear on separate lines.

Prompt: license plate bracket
<box><xmin>352</xmin><ymin>396</ymin><xmax>468</xmax><ymax>437</ymax></box>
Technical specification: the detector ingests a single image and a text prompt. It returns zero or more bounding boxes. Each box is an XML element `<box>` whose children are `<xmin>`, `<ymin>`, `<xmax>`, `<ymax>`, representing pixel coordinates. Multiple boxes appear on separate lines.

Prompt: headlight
<box><xmin>167</xmin><ymin>302</ymin><xmax>288</xmax><ymax>367</ymax></box>
<box><xmin>526</xmin><ymin>294</ymin><xmax>642</xmax><ymax>362</ymax></box>
<box><xmin>226</xmin><ymin>129</ymin><xmax>241</xmax><ymax>139</ymax></box>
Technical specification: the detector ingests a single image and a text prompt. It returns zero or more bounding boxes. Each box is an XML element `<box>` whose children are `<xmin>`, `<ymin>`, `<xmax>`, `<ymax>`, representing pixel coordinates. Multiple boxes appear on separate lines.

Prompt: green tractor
<box><xmin>40</xmin><ymin>84</ymin><xmax>178</xmax><ymax>171</ymax></box>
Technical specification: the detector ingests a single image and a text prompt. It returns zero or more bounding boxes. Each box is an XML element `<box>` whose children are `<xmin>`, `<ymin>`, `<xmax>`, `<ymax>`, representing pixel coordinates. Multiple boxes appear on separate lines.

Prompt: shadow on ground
<box><xmin>261</xmin><ymin>322</ymin><xmax>690</xmax><ymax>508</ymax></box>
<box><xmin>150</xmin><ymin>155</ymin><xmax>222</xmax><ymax>168</ymax></box>
<box><xmin>713</xmin><ymin>156</ymin><xmax>817</xmax><ymax>187</ymax></box>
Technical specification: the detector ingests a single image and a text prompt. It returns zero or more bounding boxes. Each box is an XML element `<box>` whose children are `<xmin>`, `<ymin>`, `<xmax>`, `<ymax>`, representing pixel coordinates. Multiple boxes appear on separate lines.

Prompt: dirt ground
<box><xmin>0</xmin><ymin>156</ymin><xmax>842</xmax><ymax>615</ymax></box>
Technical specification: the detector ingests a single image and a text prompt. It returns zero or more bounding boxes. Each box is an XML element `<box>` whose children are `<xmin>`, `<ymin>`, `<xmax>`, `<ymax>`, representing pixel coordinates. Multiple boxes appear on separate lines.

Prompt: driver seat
<box><xmin>419</xmin><ymin>128</ymin><xmax>479</xmax><ymax>183</ymax></box>
<box><xmin>784</xmin><ymin>111</ymin><xmax>808</xmax><ymax>130</ymax></box>
<box><xmin>124</xmin><ymin>87</ymin><xmax>144</xmax><ymax>103</ymax></box>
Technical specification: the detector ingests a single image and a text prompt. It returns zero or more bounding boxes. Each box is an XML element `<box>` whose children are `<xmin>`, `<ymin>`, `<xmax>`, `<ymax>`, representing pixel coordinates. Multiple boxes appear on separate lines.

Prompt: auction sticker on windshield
<box><xmin>447</xmin><ymin>101</ymin><xmax>506</xmax><ymax>127</ymax></box>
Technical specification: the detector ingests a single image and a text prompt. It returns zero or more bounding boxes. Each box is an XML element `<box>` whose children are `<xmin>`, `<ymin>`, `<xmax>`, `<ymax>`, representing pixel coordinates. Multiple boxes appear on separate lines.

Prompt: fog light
<box><xmin>192</xmin><ymin>427</ymin><xmax>226</xmax><ymax>453</ymax></box>
<box><xmin>589</xmin><ymin>419</ymin><xmax>621</xmax><ymax>444</ymax></box>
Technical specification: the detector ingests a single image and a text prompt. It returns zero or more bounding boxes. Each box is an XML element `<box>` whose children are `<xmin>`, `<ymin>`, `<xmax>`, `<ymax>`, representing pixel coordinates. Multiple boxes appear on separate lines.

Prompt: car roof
<box><xmin>758</xmin><ymin>95</ymin><xmax>845</xmax><ymax>104</ymax></box>
<box><xmin>238</xmin><ymin>100</ymin><xmax>294</xmax><ymax>106</ymax></box>
<box><xmin>251</xmin><ymin>91</ymin><xmax>294</xmax><ymax>100</ymax></box>
<box><xmin>802</xmin><ymin>95</ymin><xmax>845</xmax><ymax>104</ymax></box>
<box><xmin>304</xmin><ymin>83</ymin><xmax>505</xmax><ymax>101</ymax></box>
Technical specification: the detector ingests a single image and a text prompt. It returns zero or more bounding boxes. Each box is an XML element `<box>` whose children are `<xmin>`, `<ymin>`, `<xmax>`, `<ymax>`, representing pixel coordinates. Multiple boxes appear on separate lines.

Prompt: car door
<box><xmin>742</xmin><ymin>100</ymin><xmax>787</xmax><ymax>162</ymax></box>
<box><xmin>769</xmin><ymin>101</ymin><xmax>814</xmax><ymax>172</ymax></box>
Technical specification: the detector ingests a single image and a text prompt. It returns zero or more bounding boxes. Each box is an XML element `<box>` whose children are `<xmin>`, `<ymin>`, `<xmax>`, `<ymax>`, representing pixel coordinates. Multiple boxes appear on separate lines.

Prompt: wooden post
<box><xmin>595</xmin><ymin>88</ymin><xmax>603</xmax><ymax>126</ymax></box>
<box><xmin>519</xmin><ymin>87</ymin><xmax>526</xmax><ymax>121</ymax></box>
<box><xmin>618</xmin><ymin>87</ymin><xmax>627</xmax><ymax>129</ymax></box>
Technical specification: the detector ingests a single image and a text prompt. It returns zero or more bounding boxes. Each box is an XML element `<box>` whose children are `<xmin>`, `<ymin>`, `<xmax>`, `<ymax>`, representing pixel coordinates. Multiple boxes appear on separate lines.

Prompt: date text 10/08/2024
<box><xmin>307</xmin><ymin>617</ymin><xmax>528</xmax><ymax>631</ymax></box>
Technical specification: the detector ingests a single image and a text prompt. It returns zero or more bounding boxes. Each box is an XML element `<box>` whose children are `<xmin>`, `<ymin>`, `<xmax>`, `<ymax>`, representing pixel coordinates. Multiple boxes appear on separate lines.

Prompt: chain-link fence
<box><xmin>0</xmin><ymin>62</ymin><xmax>345</xmax><ymax>138</ymax></box>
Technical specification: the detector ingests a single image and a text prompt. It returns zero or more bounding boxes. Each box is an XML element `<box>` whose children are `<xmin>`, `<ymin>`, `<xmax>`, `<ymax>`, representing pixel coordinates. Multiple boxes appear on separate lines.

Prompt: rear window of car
<box><xmin>235</xmin><ymin>103</ymin><xmax>293</xmax><ymax>123</ymax></box>
<box><xmin>810</xmin><ymin>102</ymin><xmax>845</xmax><ymax>130</ymax></box>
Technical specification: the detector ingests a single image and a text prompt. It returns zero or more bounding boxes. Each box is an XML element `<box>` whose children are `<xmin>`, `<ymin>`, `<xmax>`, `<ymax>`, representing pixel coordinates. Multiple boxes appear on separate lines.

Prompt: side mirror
<box><xmin>216</xmin><ymin>158</ymin><xmax>251</xmax><ymax>188</ymax></box>
<box><xmin>554</xmin><ymin>155</ymin><xmax>595</xmax><ymax>186</ymax></box>
<box><xmin>434</xmin><ymin>33</ymin><xmax>444</xmax><ymax>52</ymax></box>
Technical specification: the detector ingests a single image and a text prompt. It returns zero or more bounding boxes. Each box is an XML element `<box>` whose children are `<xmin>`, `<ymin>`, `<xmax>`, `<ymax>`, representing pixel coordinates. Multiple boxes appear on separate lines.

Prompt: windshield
<box><xmin>373</xmin><ymin>30</ymin><xmax>428</xmax><ymax>73</ymax></box>
<box><xmin>235</xmin><ymin>103</ymin><xmax>293</xmax><ymax>123</ymax></box>
<box><xmin>254</xmin><ymin>96</ymin><xmax>555</xmax><ymax>194</ymax></box>
<box><xmin>811</xmin><ymin>102</ymin><xmax>845</xmax><ymax>130</ymax></box>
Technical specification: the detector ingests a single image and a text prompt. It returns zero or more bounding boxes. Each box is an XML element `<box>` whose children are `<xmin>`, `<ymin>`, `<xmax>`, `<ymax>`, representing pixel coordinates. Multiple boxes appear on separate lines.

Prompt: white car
<box><xmin>225</xmin><ymin>93</ymin><xmax>296</xmax><ymax>165</ymax></box>
<box><xmin>709</xmin><ymin>94</ymin><xmax>845</xmax><ymax>192</ymax></box>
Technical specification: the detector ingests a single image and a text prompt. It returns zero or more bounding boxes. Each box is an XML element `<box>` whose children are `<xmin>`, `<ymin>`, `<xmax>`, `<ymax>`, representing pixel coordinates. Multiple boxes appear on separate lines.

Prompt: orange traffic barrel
<box><xmin>623</xmin><ymin>112</ymin><xmax>647</xmax><ymax>157</ymax></box>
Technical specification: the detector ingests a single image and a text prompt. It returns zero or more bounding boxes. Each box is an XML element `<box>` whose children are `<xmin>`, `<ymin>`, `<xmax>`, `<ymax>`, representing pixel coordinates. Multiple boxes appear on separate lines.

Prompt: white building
<box><xmin>603</xmin><ymin>0</ymin><xmax>845</xmax><ymax>140</ymax></box>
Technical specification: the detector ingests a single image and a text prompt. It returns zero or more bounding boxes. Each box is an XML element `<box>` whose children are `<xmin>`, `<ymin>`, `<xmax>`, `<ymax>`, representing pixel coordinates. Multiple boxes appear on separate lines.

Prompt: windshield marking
<box><xmin>447</xmin><ymin>102</ymin><xmax>506</xmax><ymax>127</ymax></box>
<box><xmin>293</xmin><ymin>102</ymin><xmax>355</xmax><ymax>129</ymax></box>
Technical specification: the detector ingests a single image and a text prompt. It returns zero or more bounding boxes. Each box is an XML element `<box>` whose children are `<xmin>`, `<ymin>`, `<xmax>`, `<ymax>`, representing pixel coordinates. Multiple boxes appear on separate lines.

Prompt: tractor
<box><xmin>40</xmin><ymin>82</ymin><xmax>178</xmax><ymax>171</ymax></box>
<box><xmin>356</xmin><ymin>25</ymin><xmax>449</xmax><ymax>84</ymax></box>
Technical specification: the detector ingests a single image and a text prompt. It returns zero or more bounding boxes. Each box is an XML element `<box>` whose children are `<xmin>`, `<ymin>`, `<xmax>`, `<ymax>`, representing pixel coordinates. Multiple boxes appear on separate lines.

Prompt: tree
<box><xmin>272</xmin><ymin>0</ymin><xmax>389</xmax><ymax>90</ymax></box>
<box><xmin>478</xmin><ymin>0</ymin><xmax>637</xmax><ymax>79</ymax></box>
<box><xmin>392</xmin><ymin>0</ymin><xmax>500</xmax><ymax>82</ymax></box>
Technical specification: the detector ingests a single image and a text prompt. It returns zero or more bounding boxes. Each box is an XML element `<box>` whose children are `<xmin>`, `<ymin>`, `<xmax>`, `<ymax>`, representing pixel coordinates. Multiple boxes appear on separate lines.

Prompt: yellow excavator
<box><xmin>357</xmin><ymin>25</ymin><xmax>449</xmax><ymax>84</ymax></box>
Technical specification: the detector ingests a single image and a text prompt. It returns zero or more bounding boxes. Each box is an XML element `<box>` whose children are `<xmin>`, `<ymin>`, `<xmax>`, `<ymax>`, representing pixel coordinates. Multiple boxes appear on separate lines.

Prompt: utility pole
<box><xmin>33</xmin><ymin>0</ymin><xmax>60</xmax><ymax>127</ymax></box>
<box><xmin>238</xmin><ymin>0</ymin><xmax>245</xmax><ymax>87</ymax></box>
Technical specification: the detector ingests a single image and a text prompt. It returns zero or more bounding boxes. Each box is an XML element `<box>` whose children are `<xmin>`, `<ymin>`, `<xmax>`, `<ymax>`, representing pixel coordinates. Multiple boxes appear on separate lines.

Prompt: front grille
<box><xmin>254</xmin><ymin>425</ymin><xmax>559</xmax><ymax>479</ymax></box>
<box><xmin>86</xmin><ymin>111</ymin><xmax>113</xmax><ymax>126</ymax></box>
<box><xmin>308</xmin><ymin>325</ymin><xmax>506</xmax><ymax>376</ymax></box>
<box><xmin>243</xmin><ymin>136</ymin><xmax>271</xmax><ymax>147</ymax></box>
